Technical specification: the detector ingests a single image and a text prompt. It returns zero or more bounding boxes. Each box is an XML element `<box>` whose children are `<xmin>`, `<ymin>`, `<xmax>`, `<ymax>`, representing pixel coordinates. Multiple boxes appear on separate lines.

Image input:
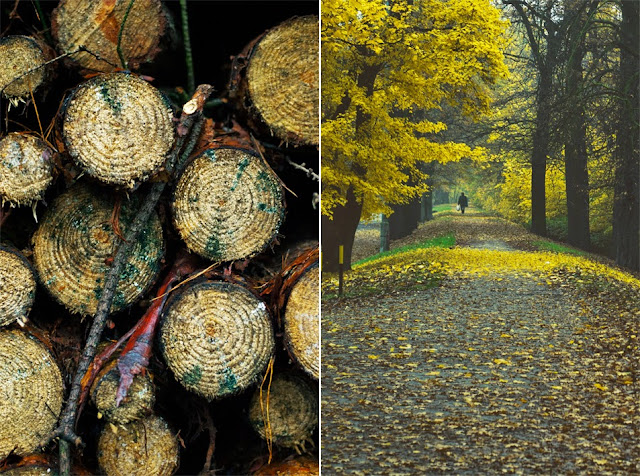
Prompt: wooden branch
<box><xmin>285</xmin><ymin>156</ymin><xmax>319</xmax><ymax>182</ymax></box>
<box><xmin>39</xmin><ymin>84</ymin><xmax>213</xmax><ymax>476</ymax></box>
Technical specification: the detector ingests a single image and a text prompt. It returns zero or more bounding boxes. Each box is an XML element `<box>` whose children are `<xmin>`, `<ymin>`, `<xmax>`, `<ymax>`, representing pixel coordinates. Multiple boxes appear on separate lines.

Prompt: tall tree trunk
<box><xmin>531</xmin><ymin>66</ymin><xmax>552</xmax><ymax>237</ymax></box>
<box><xmin>321</xmin><ymin>62</ymin><xmax>381</xmax><ymax>271</ymax></box>
<box><xmin>389</xmin><ymin>199</ymin><xmax>420</xmax><ymax>240</ymax></box>
<box><xmin>321</xmin><ymin>187</ymin><xmax>362</xmax><ymax>272</ymax></box>
<box><xmin>422</xmin><ymin>162</ymin><xmax>435</xmax><ymax>222</ymax></box>
<box><xmin>421</xmin><ymin>192</ymin><xmax>433</xmax><ymax>222</ymax></box>
<box><xmin>612</xmin><ymin>0</ymin><xmax>640</xmax><ymax>271</ymax></box>
<box><xmin>380</xmin><ymin>215</ymin><xmax>390</xmax><ymax>252</ymax></box>
<box><xmin>564</xmin><ymin>1</ymin><xmax>590</xmax><ymax>250</ymax></box>
<box><xmin>508</xmin><ymin>1</ymin><xmax>562</xmax><ymax>238</ymax></box>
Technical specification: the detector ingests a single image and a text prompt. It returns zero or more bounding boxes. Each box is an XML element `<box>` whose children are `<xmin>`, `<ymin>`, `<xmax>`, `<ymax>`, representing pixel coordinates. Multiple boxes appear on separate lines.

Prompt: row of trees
<box><xmin>321</xmin><ymin>0</ymin><xmax>639</xmax><ymax>272</ymax></box>
<box><xmin>474</xmin><ymin>0</ymin><xmax>638</xmax><ymax>269</ymax></box>
<box><xmin>321</xmin><ymin>0</ymin><xmax>509</xmax><ymax>271</ymax></box>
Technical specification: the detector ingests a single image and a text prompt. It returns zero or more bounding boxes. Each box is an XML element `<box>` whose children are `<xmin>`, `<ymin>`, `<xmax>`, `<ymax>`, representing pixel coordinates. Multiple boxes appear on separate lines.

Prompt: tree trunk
<box><xmin>612</xmin><ymin>0</ymin><xmax>640</xmax><ymax>271</ymax></box>
<box><xmin>531</xmin><ymin>67</ymin><xmax>552</xmax><ymax>237</ymax></box>
<box><xmin>564</xmin><ymin>3</ymin><xmax>590</xmax><ymax>250</ymax></box>
<box><xmin>421</xmin><ymin>193</ymin><xmax>433</xmax><ymax>222</ymax></box>
<box><xmin>321</xmin><ymin>187</ymin><xmax>362</xmax><ymax>272</ymax></box>
<box><xmin>422</xmin><ymin>162</ymin><xmax>434</xmax><ymax>221</ymax></box>
<box><xmin>380</xmin><ymin>215</ymin><xmax>390</xmax><ymax>252</ymax></box>
<box><xmin>388</xmin><ymin>199</ymin><xmax>420</xmax><ymax>240</ymax></box>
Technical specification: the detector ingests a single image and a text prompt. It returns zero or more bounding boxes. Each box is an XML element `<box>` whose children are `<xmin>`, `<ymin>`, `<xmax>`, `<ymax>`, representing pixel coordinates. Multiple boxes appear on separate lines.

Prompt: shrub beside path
<box><xmin>322</xmin><ymin>214</ymin><xmax>640</xmax><ymax>475</ymax></box>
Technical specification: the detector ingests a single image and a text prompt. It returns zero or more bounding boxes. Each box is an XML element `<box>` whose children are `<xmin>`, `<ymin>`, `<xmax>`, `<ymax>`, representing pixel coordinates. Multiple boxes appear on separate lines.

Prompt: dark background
<box><xmin>0</xmin><ymin>1</ymin><xmax>319</xmax><ymax>474</ymax></box>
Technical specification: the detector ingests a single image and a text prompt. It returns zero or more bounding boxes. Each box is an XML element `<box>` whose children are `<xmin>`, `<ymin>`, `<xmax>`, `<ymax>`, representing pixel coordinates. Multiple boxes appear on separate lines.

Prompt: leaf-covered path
<box><xmin>322</xmin><ymin>215</ymin><xmax>640</xmax><ymax>475</ymax></box>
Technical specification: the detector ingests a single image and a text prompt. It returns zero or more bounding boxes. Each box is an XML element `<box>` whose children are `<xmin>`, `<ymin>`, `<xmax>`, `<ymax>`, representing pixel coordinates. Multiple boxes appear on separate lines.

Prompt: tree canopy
<box><xmin>321</xmin><ymin>0</ymin><xmax>510</xmax><ymax>221</ymax></box>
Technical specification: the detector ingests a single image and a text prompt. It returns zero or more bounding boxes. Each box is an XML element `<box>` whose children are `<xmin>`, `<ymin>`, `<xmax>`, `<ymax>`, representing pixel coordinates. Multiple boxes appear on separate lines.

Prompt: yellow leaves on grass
<box><xmin>323</xmin><ymin>243</ymin><xmax>640</xmax><ymax>302</ymax></box>
<box><xmin>493</xmin><ymin>358</ymin><xmax>512</xmax><ymax>366</ymax></box>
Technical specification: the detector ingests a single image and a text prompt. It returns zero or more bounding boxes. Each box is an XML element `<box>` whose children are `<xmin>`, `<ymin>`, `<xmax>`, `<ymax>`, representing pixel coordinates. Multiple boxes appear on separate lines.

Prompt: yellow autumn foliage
<box><xmin>321</xmin><ymin>0</ymin><xmax>510</xmax><ymax>220</ymax></box>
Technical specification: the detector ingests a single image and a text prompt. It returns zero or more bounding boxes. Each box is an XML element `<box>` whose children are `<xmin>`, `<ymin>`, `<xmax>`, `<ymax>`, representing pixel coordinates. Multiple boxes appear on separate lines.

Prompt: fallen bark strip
<box><xmin>39</xmin><ymin>83</ymin><xmax>214</xmax><ymax>476</ymax></box>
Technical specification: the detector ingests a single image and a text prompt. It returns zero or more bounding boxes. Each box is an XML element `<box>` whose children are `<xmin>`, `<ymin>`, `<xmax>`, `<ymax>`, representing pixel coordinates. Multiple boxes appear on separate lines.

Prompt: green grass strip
<box><xmin>532</xmin><ymin>240</ymin><xmax>587</xmax><ymax>256</ymax></box>
<box><xmin>354</xmin><ymin>232</ymin><xmax>456</xmax><ymax>266</ymax></box>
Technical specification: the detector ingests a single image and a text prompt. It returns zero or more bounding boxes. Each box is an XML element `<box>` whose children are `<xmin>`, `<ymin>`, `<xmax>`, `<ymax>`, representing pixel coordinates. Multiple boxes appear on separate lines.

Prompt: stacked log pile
<box><xmin>0</xmin><ymin>2</ymin><xmax>318</xmax><ymax>475</ymax></box>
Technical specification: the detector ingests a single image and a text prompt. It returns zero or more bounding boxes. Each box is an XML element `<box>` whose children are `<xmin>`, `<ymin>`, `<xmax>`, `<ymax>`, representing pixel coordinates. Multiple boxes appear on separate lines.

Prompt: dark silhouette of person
<box><xmin>457</xmin><ymin>192</ymin><xmax>468</xmax><ymax>214</ymax></box>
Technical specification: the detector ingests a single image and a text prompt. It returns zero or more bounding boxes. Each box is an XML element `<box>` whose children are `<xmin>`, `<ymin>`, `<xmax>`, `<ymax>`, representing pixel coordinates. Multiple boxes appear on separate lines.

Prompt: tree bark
<box><xmin>531</xmin><ymin>65</ymin><xmax>552</xmax><ymax>237</ymax></box>
<box><xmin>508</xmin><ymin>1</ymin><xmax>562</xmax><ymax>238</ymax></box>
<box><xmin>388</xmin><ymin>199</ymin><xmax>420</xmax><ymax>240</ymax></box>
<box><xmin>321</xmin><ymin>187</ymin><xmax>362</xmax><ymax>272</ymax></box>
<box><xmin>321</xmin><ymin>61</ymin><xmax>381</xmax><ymax>271</ymax></box>
<box><xmin>380</xmin><ymin>215</ymin><xmax>390</xmax><ymax>253</ymax></box>
<box><xmin>564</xmin><ymin>0</ymin><xmax>590</xmax><ymax>250</ymax></box>
<box><xmin>612</xmin><ymin>0</ymin><xmax>640</xmax><ymax>271</ymax></box>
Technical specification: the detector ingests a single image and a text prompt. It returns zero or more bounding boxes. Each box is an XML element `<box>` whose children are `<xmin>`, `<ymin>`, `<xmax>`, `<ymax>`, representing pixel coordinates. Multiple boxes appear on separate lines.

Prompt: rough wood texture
<box><xmin>159</xmin><ymin>280</ymin><xmax>275</xmax><ymax>400</ymax></box>
<box><xmin>51</xmin><ymin>0</ymin><xmax>167</xmax><ymax>72</ymax></box>
<box><xmin>0</xmin><ymin>36</ymin><xmax>47</xmax><ymax>101</ymax></box>
<box><xmin>32</xmin><ymin>182</ymin><xmax>165</xmax><ymax>316</ymax></box>
<box><xmin>283</xmin><ymin>263</ymin><xmax>319</xmax><ymax>379</ymax></box>
<box><xmin>62</xmin><ymin>72</ymin><xmax>175</xmax><ymax>187</ymax></box>
<box><xmin>172</xmin><ymin>147</ymin><xmax>285</xmax><ymax>262</ymax></box>
<box><xmin>0</xmin><ymin>244</ymin><xmax>37</xmax><ymax>327</ymax></box>
<box><xmin>0</xmin><ymin>133</ymin><xmax>54</xmax><ymax>207</ymax></box>
<box><xmin>248</xmin><ymin>372</ymin><xmax>318</xmax><ymax>452</ymax></box>
<box><xmin>235</xmin><ymin>15</ymin><xmax>319</xmax><ymax>147</ymax></box>
<box><xmin>91</xmin><ymin>362</ymin><xmax>155</xmax><ymax>425</ymax></box>
<box><xmin>97</xmin><ymin>415</ymin><xmax>178</xmax><ymax>476</ymax></box>
<box><xmin>0</xmin><ymin>329</ymin><xmax>63</xmax><ymax>460</ymax></box>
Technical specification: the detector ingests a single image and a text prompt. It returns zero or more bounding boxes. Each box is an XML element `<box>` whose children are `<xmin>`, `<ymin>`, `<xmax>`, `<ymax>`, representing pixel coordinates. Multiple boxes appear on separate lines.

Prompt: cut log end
<box><xmin>91</xmin><ymin>365</ymin><xmax>155</xmax><ymax>425</ymax></box>
<box><xmin>0</xmin><ymin>133</ymin><xmax>54</xmax><ymax>207</ymax></box>
<box><xmin>248</xmin><ymin>373</ymin><xmax>318</xmax><ymax>450</ymax></box>
<box><xmin>62</xmin><ymin>72</ymin><xmax>175</xmax><ymax>187</ymax></box>
<box><xmin>32</xmin><ymin>183</ymin><xmax>165</xmax><ymax>316</ymax></box>
<box><xmin>0</xmin><ymin>329</ymin><xmax>63</xmax><ymax>460</ymax></box>
<box><xmin>160</xmin><ymin>281</ymin><xmax>275</xmax><ymax>401</ymax></box>
<box><xmin>97</xmin><ymin>415</ymin><xmax>179</xmax><ymax>476</ymax></box>
<box><xmin>284</xmin><ymin>263</ymin><xmax>319</xmax><ymax>380</ymax></box>
<box><xmin>173</xmin><ymin>148</ymin><xmax>285</xmax><ymax>262</ymax></box>
<box><xmin>0</xmin><ymin>245</ymin><xmax>37</xmax><ymax>327</ymax></box>
<box><xmin>0</xmin><ymin>36</ymin><xmax>47</xmax><ymax>101</ymax></box>
<box><xmin>51</xmin><ymin>0</ymin><xmax>168</xmax><ymax>73</ymax></box>
<box><xmin>246</xmin><ymin>15</ymin><xmax>319</xmax><ymax>147</ymax></box>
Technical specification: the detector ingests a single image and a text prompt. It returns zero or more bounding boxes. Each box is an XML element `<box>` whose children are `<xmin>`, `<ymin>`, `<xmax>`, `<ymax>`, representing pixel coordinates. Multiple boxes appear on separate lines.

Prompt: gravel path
<box><xmin>322</xmin><ymin>218</ymin><xmax>640</xmax><ymax>475</ymax></box>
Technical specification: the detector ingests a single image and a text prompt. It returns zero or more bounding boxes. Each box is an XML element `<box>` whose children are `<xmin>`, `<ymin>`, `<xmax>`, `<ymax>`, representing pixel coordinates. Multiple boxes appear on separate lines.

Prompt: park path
<box><xmin>321</xmin><ymin>217</ymin><xmax>639</xmax><ymax>475</ymax></box>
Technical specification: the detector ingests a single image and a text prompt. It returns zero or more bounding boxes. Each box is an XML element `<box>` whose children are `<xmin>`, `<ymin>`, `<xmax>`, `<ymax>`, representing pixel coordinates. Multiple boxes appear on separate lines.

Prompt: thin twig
<box><xmin>0</xmin><ymin>0</ymin><xmax>20</xmax><ymax>36</ymax></box>
<box><xmin>117</xmin><ymin>0</ymin><xmax>136</xmax><ymax>69</ymax></box>
<box><xmin>32</xmin><ymin>0</ymin><xmax>54</xmax><ymax>45</ymax></box>
<box><xmin>39</xmin><ymin>85</ymin><xmax>213</xmax><ymax>476</ymax></box>
<box><xmin>258</xmin><ymin>356</ymin><xmax>275</xmax><ymax>464</ymax></box>
<box><xmin>250</xmin><ymin>134</ymin><xmax>298</xmax><ymax>198</ymax></box>
<box><xmin>179</xmin><ymin>0</ymin><xmax>195</xmax><ymax>95</ymax></box>
<box><xmin>285</xmin><ymin>156</ymin><xmax>319</xmax><ymax>182</ymax></box>
<box><xmin>200</xmin><ymin>404</ymin><xmax>217</xmax><ymax>474</ymax></box>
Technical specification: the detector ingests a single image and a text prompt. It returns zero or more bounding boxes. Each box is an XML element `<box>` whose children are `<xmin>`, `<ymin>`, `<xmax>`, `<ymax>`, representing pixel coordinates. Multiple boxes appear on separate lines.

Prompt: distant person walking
<box><xmin>457</xmin><ymin>192</ymin><xmax>468</xmax><ymax>214</ymax></box>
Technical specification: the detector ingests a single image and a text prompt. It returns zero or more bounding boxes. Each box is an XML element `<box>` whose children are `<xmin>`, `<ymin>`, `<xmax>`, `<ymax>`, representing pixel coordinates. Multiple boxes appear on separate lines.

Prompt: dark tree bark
<box><xmin>506</xmin><ymin>0</ymin><xmax>563</xmax><ymax>237</ymax></box>
<box><xmin>612</xmin><ymin>0</ymin><xmax>639</xmax><ymax>271</ymax></box>
<box><xmin>380</xmin><ymin>215</ymin><xmax>390</xmax><ymax>253</ymax></box>
<box><xmin>321</xmin><ymin>187</ymin><xmax>362</xmax><ymax>272</ymax></box>
<box><xmin>564</xmin><ymin>0</ymin><xmax>591</xmax><ymax>250</ymax></box>
<box><xmin>388</xmin><ymin>198</ymin><xmax>420</xmax><ymax>240</ymax></box>
<box><xmin>321</xmin><ymin>62</ymin><xmax>381</xmax><ymax>271</ymax></box>
<box><xmin>422</xmin><ymin>162</ymin><xmax>435</xmax><ymax>222</ymax></box>
<box><xmin>421</xmin><ymin>192</ymin><xmax>433</xmax><ymax>222</ymax></box>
